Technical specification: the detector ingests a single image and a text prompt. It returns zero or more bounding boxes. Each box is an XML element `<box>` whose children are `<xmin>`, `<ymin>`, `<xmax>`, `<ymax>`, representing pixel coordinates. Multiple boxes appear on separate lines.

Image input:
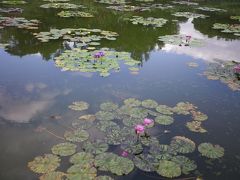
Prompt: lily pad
<box><xmin>173</xmin><ymin>12</ymin><xmax>208</xmax><ymax>19</ymax></box>
<box><xmin>158</xmin><ymin>35</ymin><xmax>204</xmax><ymax>47</ymax></box>
<box><xmin>68</xmin><ymin>101</ymin><xmax>89</xmax><ymax>111</ymax></box>
<box><xmin>198</xmin><ymin>143</ymin><xmax>224</xmax><ymax>159</ymax></box>
<box><xmin>186</xmin><ymin>121</ymin><xmax>207</xmax><ymax>133</ymax></box>
<box><xmin>64</xmin><ymin>129</ymin><xmax>89</xmax><ymax>142</ymax></box>
<box><xmin>213</xmin><ymin>23</ymin><xmax>240</xmax><ymax>36</ymax></box>
<box><xmin>133</xmin><ymin>154</ymin><xmax>158</xmax><ymax>172</ymax></box>
<box><xmin>172</xmin><ymin>102</ymin><xmax>196</xmax><ymax>115</ymax></box>
<box><xmin>96</xmin><ymin>176</ymin><xmax>113</xmax><ymax>180</ymax></box>
<box><xmin>191</xmin><ymin>111</ymin><xmax>208</xmax><ymax>121</ymax></box>
<box><xmin>155</xmin><ymin>115</ymin><xmax>174</xmax><ymax>125</ymax></box>
<box><xmin>171</xmin><ymin>156</ymin><xmax>197</xmax><ymax>175</ymax></box>
<box><xmin>72</xmin><ymin>119</ymin><xmax>94</xmax><ymax>129</ymax></box>
<box><xmin>69</xmin><ymin>152</ymin><xmax>95</xmax><ymax>165</ymax></box>
<box><xmin>231</xmin><ymin>16</ymin><xmax>240</xmax><ymax>21</ymax></box>
<box><xmin>123</xmin><ymin>98</ymin><xmax>141</xmax><ymax>107</ymax></box>
<box><xmin>95</xmin><ymin>0</ymin><xmax>126</xmax><ymax>5</ymax></box>
<box><xmin>51</xmin><ymin>143</ymin><xmax>77</xmax><ymax>156</ymax></box>
<box><xmin>58</xmin><ymin>11</ymin><xmax>93</xmax><ymax>18</ymax></box>
<box><xmin>96</xmin><ymin>111</ymin><xmax>115</xmax><ymax>121</ymax></box>
<box><xmin>156</xmin><ymin>160</ymin><xmax>181</xmax><ymax>178</ymax></box>
<box><xmin>172</xmin><ymin>1</ymin><xmax>198</xmax><ymax>6</ymax></box>
<box><xmin>0</xmin><ymin>8</ymin><xmax>23</xmax><ymax>13</ymax></box>
<box><xmin>128</xmin><ymin>107</ymin><xmax>148</xmax><ymax>119</ymax></box>
<box><xmin>96</xmin><ymin>120</ymin><xmax>119</xmax><ymax>132</ymax></box>
<box><xmin>2</xmin><ymin>1</ymin><xmax>26</xmax><ymax>5</ymax></box>
<box><xmin>150</xmin><ymin>144</ymin><xmax>176</xmax><ymax>160</ymax></box>
<box><xmin>100</xmin><ymin>102</ymin><xmax>119</xmax><ymax>111</ymax></box>
<box><xmin>39</xmin><ymin>171</ymin><xmax>65</xmax><ymax>180</ymax></box>
<box><xmin>95</xmin><ymin>152</ymin><xmax>134</xmax><ymax>175</ymax></box>
<box><xmin>122</xmin><ymin>116</ymin><xmax>143</xmax><ymax>127</ymax></box>
<box><xmin>40</xmin><ymin>3</ymin><xmax>84</xmax><ymax>9</ymax></box>
<box><xmin>128</xmin><ymin>16</ymin><xmax>168</xmax><ymax>28</ymax></box>
<box><xmin>83</xmin><ymin>140</ymin><xmax>109</xmax><ymax>154</ymax></box>
<box><xmin>197</xmin><ymin>7</ymin><xmax>226</xmax><ymax>12</ymax></box>
<box><xmin>105</xmin><ymin>126</ymin><xmax>125</xmax><ymax>145</ymax></box>
<box><xmin>0</xmin><ymin>17</ymin><xmax>39</xmax><ymax>30</ymax></box>
<box><xmin>156</xmin><ymin>105</ymin><xmax>173</xmax><ymax>115</ymax></box>
<box><xmin>28</xmin><ymin>154</ymin><xmax>60</xmax><ymax>174</ymax></box>
<box><xmin>142</xmin><ymin>99</ymin><xmax>158</xmax><ymax>108</ymax></box>
<box><xmin>67</xmin><ymin>165</ymin><xmax>97</xmax><ymax>180</ymax></box>
<box><xmin>170</xmin><ymin>136</ymin><xmax>196</xmax><ymax>154</ymax></box>
<box><xmin>78</xmin><ymin>114</ymin><xmax>96</xmax><ymax>121</ymax></box>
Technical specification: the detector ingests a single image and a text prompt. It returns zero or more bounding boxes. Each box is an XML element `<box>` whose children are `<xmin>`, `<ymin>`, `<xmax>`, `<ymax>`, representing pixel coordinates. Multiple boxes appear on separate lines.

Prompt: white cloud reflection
<box><xmin>161</xmin><ymin>18</ymin><xmax>240</xmax><ymax>62</ymax></box>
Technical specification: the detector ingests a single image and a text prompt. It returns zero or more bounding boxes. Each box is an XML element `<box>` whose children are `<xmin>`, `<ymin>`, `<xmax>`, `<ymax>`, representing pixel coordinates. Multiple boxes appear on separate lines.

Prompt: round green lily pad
<box><xmin>28</xmin><ymin>154</ymin><xmax>60</xmax><ymax>174</ymax></box>
<box><xmin>96</xmin><ymin>120</ymin><xmax>119</xmax><ymax>132</ymax></box>
<box><xmin>67</xmin><ymin>165</ymin><xmax>97</xmax><ymax>179</ymax></box>
<box><xmin>39</xmin><ymin>171</ymin><xmax>65</xmax><ymax>180</ymax></box>
<box><xmin>83</xmin><ymin>140</ymin><xmax>109</xmax><ymax>155</ymax></box>
<box><xmin>170</xmin><ymin>136</ymin><xmax>196</xmax><ymax>154</ymax></box>
<box><xmin>95</xmin><ymin>152</ymin><xmax>134</xmax><ymax>175</ymax></box>
<box><xmin>142</xmin><ymin>99</ymin><xmax>158</xmax><ymax>108</ymax></box>
<box><xmin>100</xmin><ymin>102</ymin><xmax>119</xmax><ymax>111</ymax></box>
<box><xmin>198</xmin><ymin>143</ymin><xmax>224</xmax><ymax>159</ymax></box>
<box><xmin>171</xmin><ymin>156</ymin><xmax>197</xmax><ymax>175</ymax></box>
<box><xmin>95</xmin><ymin>111</ymin><xmax>115</xmax><ymax>121</ymax></box>
<box><xmin>156</xmin><ymin>160</ymin><xmax>181</xmax><ymax>178</ymax></box>
<box><xmin>64</xmin><ymin>129</ymin><xmax>89</xmax><ymax>142</ymax></box>
<box><xmin>155</xmin><ymin>115</ymin><xmax>174</xmax><ymax>125</ymax></box>
<box><xmin>186</xmin><ymin>121</ymin><xmax>207</xmax><ymax>133</ymax></box>
<box><xmin>122</xmin><ymin>116</ymin><xmax>143</xmax><ymax>127</ymax></box>
<box><xmin>133</xmin><ymin>154</ymin><xmax>157</xmax><ymax>172</ymax></box>
<box><xmin>72</xmin><ymin>119</ymin><xmax>94</xmax><ymax>129</ymax></box>
<box><xmin>51</xmin><ymin>143</ymin><xmax>77</xmax><ymax>156</ymax></box>
<box><xmin>156</xmin><ymin>105</ymin><xmax>173</xmax><ymax>115</ymax></box>
<box><xmin>69</xmin><ymin>152</ymin><xmax>94</xmax><ymax>166</ymax></box>
<box><xmin>123</xmin><ymin>98</ymin><xmax>141</xmax><ymax>107</ymax></box>
<box><xmin>191</xmin><ymin>111</ymin><xmax>208</xmax><ymax>121</ymax></box>
<box><xmin>68</xmin><ymin>101</ymin><xmax>89</xmax><ymax>111</ymax></box>
<box><xmin>78</xmin><ymin>114</ymin><xmax>96</xmax><ymax>121</ymax></box>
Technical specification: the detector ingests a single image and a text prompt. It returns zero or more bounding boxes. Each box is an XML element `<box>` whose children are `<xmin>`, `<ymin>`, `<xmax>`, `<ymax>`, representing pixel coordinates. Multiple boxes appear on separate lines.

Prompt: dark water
<box><xmin>0</xmin><ymin>0</ymin><xmax>240</xmax><ymax>180</ymax></box>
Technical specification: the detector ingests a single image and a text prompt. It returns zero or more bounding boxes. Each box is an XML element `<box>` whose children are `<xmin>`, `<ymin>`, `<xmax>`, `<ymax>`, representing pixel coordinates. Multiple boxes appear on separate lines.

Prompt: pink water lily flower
<box><xmin>233</xmin><ymin>64</ymin><xmax>240</xmax><ymax>73</ymax></box>
<box><xmin>121</xmin><ymin>150</ymin><xmax>129</xmax><ymax>157</ymax></box>
<box><xmin>134</xmin><ymin>124</ymin><xmax>145</xmax><ymax>134</ymax></box>
<box><xmin>143</xmin><ymin>118</ymin><xmax>153</xmax><ymax>126</ymax></box>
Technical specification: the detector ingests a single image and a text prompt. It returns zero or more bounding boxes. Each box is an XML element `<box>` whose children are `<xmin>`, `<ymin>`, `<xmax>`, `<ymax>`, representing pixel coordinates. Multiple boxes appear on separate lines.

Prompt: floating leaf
<box><xmin>39</xmin><ymin>171</ymin><xmax>65</xmax><ymax>180</ymax></box>
<box><xmin>191</xmin><ymin>111</ymin><xmax>208</xmax><ymax>121</ymax></box>
<box><xmin>213</xmin><ymin>23</ymin><xmax>240</xmax><ymax>36</ymax></box>
<box><xmin>96</xmin><ymin>120</ymin><xmax>119</xmax><ymax>132</ymax></box>
<box><xmin>170</xmin><ymin>136</ymin><xmax>196</xmax><ymax>154</ymax></box>
<box><xmin>95</xmin><ymin>152</ymin><xmax>134</xmax><ymax>175</ymax></box>
<box><xmin>78</xmin><ymin>114</ymin><xmax>96</xmax><ymax>121</ymax></box>
<box><xmin>58</xmin><ymin>11</ymin><xmax>94</xmax><ymax>18</ymax></box>
<box><xmin>40</xmin><ymin>3</ymin><xmax>84</xmax><ymax>9</ymax></box>
<box><xmin>69</xmin><ymin>152</ymin><xmax>95</xmax><ymax>166</ymax></box>
<box><xmin>67</xmin><ymin>165</ymin><xmax>97</xmax><ymax>180</ymax></box>
<box><xmin>133</xmin><ymin>154</ymin><xmax>158</xmax><ymax>172</ymax></box>
<box><xmin>95</xmin><ymin>0</ymin><xmax>126</xmax><ymax>5</ymax></box>
<box><xmin>171</xmin><ymin>156</ymin><xmax>197</xmax><ymax>175</ymax></box>
<box><xmin>142</xmin><ymin>99</ymin><xmax>158</xmax><ymax>109</ymax></box>
<box><xmin>158</xmin><ymin>35</ymin><xmax>204</xmax><ymax>47</ymax></box>
<box><xmin>186</xmin><ymin>121</ymin><xmax>207</xmax><ymax>133</ymax></box>
<box><xmin>96</xmin><ymin>111</ymin><xmax>115</xmax><ymax>121</ymax></box>
<box><xmin>64</xmin><ymin>129</ymin><xmax>89</xmax><ymax>142</ymax></box>
<box><xmin>51</xmin><ymin>143</ymin><xmax>77</xmax><ymax>156</ymax></box>
<box><xmin>83</xmin><ymin>140</ymin><xmax>109</xmax><ymax>155</ymax></box>
<box><xmin>156</xmin><ymin>160</ymin><xmax>181</xmax><ymax>178</ymax></box>
<box><xmin>122</xmin><ymin>116</ymin><xmax>143</xmax><ymax>127</ymax></box>
<box><xmin>150</xmin><ymin>144</ymin><xmax>175</xmax><ymax>160</ymax></box>
<box><xmin>197</xmin><ymin>7</ymin><xmax>226</xmax><ymax>12</ymax></box>
<box><xmin>0</xmin><ymin>17</ymin><xmax>39</xmax><ymax>30</ymax></box>
<box><xmin>128</xmin><ymin>16</ymin><xmax>168</xmax><ymax>28</ymax></box>
<box><xmin>68</xmin><ymin>101</ymin><xmax>89</xmax><ymax>111</ymax></box>
<box><xmin>96</xmin><ymin>176</ymin><xmax>113</xmax><ymax>180</ymax></box>
<box><xmin>28</xmin><ymin>154</ymin><xmax>60</xmax><ymax>174</ymax></box>
<box><xmin>124</xmin><ymin>98</ymin><xmax>141</xmax><ymax>107</ymax></box>
<box><xmin>2</xmin><ymin>1</ymin><xmax>26</xmax><ymax>5</ymax></box>
<box><xmin>172</xmin><ymin>1</ymin><xmax>198</xmax><ymax>5</ymax></box>
<box><xmin>156</xmin><ymin>105</ymin><xmax>173</xmax><ymax>115</ymax></box>
<box><xmin>72</xmin><ymin>119</ymin><xmax>94</xmax><ymax>129</ymax></box>
<box><xmin>172</xmin><ymin>102</ymin><xmax>196</xmax><ymax>115</ymax></box>
<box><xmin>198</xmin><ymin>143</ymin><xmax>224</xmax><ymax>159</ymax></box>
<box><xmin>172</xmin><ymin>12</ymin><xmax>208</xmax><ymax>19</ymax></box>
<box><xmin>155</xmin><ymin>115</ymin><xmax>174</xmax><ymax>125</ymax></box>
<box><xmin>100</xmin><ymin>102</ymin><xmax>119</xmax><ymax>111</ymax></box>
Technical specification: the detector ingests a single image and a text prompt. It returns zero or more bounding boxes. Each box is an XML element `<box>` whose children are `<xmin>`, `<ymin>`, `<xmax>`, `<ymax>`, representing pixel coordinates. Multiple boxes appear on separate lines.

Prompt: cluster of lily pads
<box><xmin>196</xmin><ymin>7</ymin><xmax>227</xmax><ymax>12</ymax></box>
<box><xmin>213</xmin><ymin>23</ymin><xmax>240</xmax><ymax>36</ymax></box>
<box><xmin>33</xmin><ymin>28</ymin><xmax>118</xmax><ymax>45</ymax></box>
<box><xmin>127</xmin><ymin>16</ymin><xmax>168</xmax><ymax>28</ymax></box>
<box><xmin>95</xmin><ymin>0</ymin><xmax>127</xmax><ymax>5</ymax></box>
<box><xmin>54</xmin><ymin>48</ymin><xmax>140</xmax><ymax>77</ymax></box>
<box><xmin>57</xmin><ymin>11</ymin><xmax>94</xmax><ymax>18</ymax></box>
<box><xmin>106</xmin><ymin>5</ymin><xmax>149</xmax><ymax>12</ymax></box>
<box><xmin>231</xmin><ymin>16</ymin><xmax>240</xmax><ymax>22</ymax></box>
<box><xmin>40</xmin><ymin>3</ymin><xmax>85</xmax><ymax>9</ymax></box>
<box><xmin>29</xmin><ymin>98</ymin><xmax>224</xmax><ymax>179</ymax></box>
<box><xmin>0</xmin><ymin>8</ymin><xmax>23</xmax><ymax>13</ymax></box>
<box><xmin>43</xmin><ymin>0</ymin><xmax>70</xmax><ymax>2</ymax></box>
<box><xmin>203</xmin><ymin>59</ymin><xmax>240</xmax><ymax>91</ymax></box>
<box><xmin>158</xmin><ymin>34</ymin><xmax>204</xmax><ymax>47</ymax></box>
<box><xmin>1</xmin><ymin>0</ymin><xmax>26</xmax><ymax>5</ymax></box>
<box><xmin>0</xmin><ymin>16</ymin><xmax>39</xmax><ymax>30</ymax></box>
<box><xmin>172</xmin><ymin>12</ymin><xmax>208</xmax><ymax>19</ymax></box>
<box><xmin>172</xmin><ymin>1</ymin><xmax>198</xmax><ymax>6</ymax></box>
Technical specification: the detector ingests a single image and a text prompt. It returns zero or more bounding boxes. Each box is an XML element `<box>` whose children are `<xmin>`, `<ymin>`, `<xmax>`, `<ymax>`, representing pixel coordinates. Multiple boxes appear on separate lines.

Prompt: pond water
<box><xmin>0</xmin><ymin>0</ymin><xmax>240</xmax><ymax>180</ymax></box>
